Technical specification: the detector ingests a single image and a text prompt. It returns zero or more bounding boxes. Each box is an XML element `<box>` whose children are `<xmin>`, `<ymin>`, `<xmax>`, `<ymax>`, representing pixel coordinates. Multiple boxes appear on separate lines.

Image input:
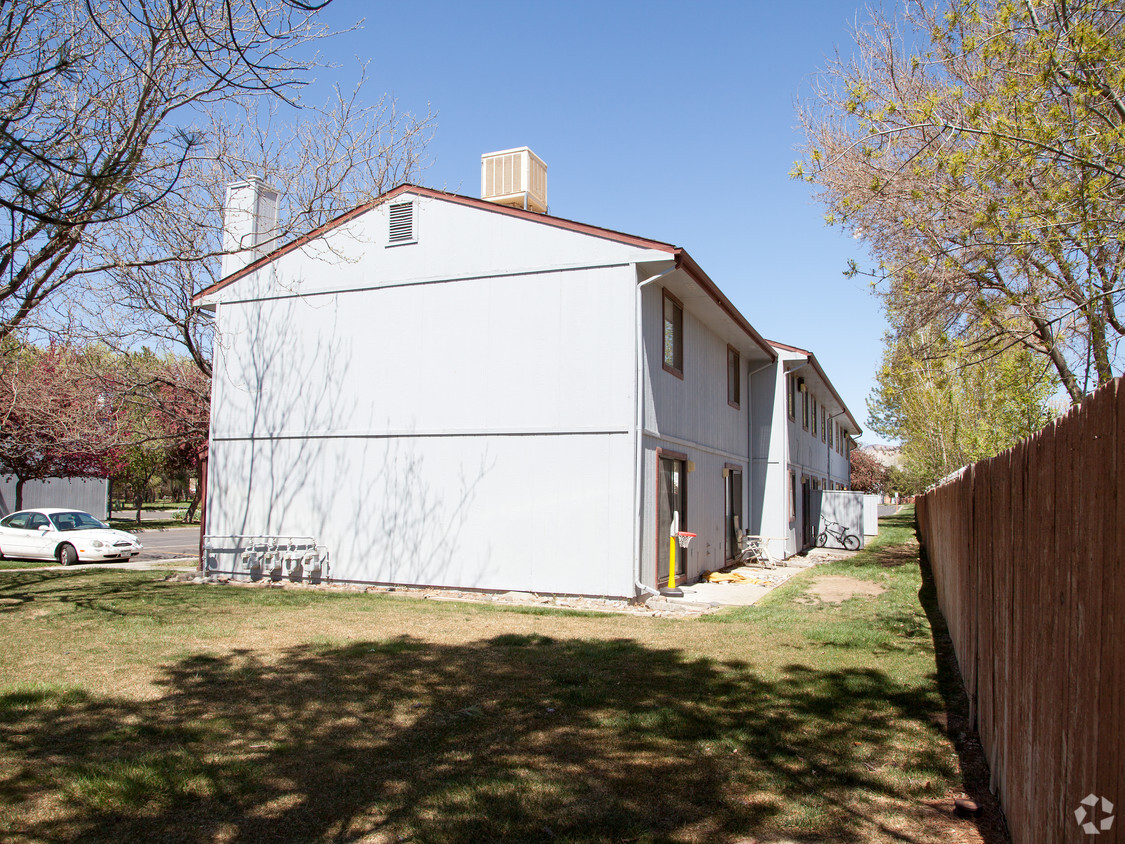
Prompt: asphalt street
<box><xmin>129</xmin><ymin>525</ymin><xmax>201</xmax><ymax>562</ymax></box>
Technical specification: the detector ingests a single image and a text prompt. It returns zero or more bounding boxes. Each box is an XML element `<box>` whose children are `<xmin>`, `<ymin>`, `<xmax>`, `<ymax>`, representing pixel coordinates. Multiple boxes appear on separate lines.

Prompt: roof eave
<box><xmin>191</xmin><ymin>184</ymin><xmax>680</xmax><ymax>306</ymax></box>
<box><xmin>674</xmin><ymin>251</ymin><xmax>776</xmax><ymax>362</ymax></box>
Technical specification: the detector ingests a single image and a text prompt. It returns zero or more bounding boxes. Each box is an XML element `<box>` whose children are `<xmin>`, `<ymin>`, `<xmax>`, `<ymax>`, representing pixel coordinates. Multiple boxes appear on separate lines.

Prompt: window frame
<box><xmin>786</xmin><ymin>374</ymin><xmax>796</xmax><ymax>420</ymax></box>
<box><xmin>662</xmin><ymin>289</ymin><xmax>684</xmax><ymax>379</ymax></box>
<box><xmin>1</xmin><ymin>513</ymin><xmax>29</xmax><ymax>529</ymax></box>
<box><xmin>800</xmin><ymin>379</ymin><xmax>809</xmax><ymax>430</ymax></box>
<box><xmin>726</xmin><ymin>345</ymin><xmax>741</xmax><ymax>409</ymax></box>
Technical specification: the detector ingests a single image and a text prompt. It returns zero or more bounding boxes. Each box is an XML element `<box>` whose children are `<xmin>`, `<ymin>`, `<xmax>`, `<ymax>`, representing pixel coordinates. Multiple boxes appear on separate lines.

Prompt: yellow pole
<box><xmin>668</xmin><ymin>534</ymin><xmax>677</xmax><ymax>590</ymax></box>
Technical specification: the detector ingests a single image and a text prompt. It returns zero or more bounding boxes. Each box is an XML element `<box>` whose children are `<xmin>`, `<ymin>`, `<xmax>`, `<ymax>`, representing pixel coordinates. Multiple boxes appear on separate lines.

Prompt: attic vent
<box><xmin>388</xmin><ymin>202</ymin><xmax>414</xmax><ymax>244</ymax></box>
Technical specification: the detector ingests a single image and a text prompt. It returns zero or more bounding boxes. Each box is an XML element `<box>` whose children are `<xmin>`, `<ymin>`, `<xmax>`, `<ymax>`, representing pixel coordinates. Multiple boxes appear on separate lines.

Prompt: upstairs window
<box><xmin>800</xmin><ymin>379</ymin><xmax>809</xmax><ymax>430</ymax></box>
<box><xmin>811</xmin><ymin>397</ymin><xmax>818</xmax><ymax>437</ymax></box>
<box><xmin>787</xmin><ymin>374</ymin><xmax>796</xmax><ymax>420</ymax></box>
<box><xmin>387</xmin><ymin>202</ymin><xmax>415</xmax><ymax>245</ymax></box>
<box><xmin>663</xmin><ymin>290</ymin><xmax>683</xmax><ymax>377</ymax></box>
<box><xmin>821</xmin><ymin>407</ymin><xmax>827</xmax><ymax>443</ymax></box>
<box><xmin>727</xmin><ymin>346</ymin><xmax>740</xmax><ymax>408</ymax></box>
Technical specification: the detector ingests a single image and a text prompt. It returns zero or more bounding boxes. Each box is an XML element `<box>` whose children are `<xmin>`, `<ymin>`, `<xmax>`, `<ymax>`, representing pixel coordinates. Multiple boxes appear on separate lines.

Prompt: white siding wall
<box><xmin>749</xmin><ymin>362</ymin><xmax>789</xmax><ymax>561</ymax></box>
<box><xmin>211</xmin><ymin>266</ymin><xmax>635</xmax><ymax>438</ymax></box>
<box><xmin>642</xmin><ymin>284</ymin><xmax>747</xmax><ymax>455</ymax></box>
<box><xmin>209</xmin><ymin>433</ymin><xmax>634</xmax><ymax>595</ymax></box>
<box><xmin>203</xmin><ymin>196</ymin><xmax>665</xmax><ymax>308</ymax></box>
<box><xmin>207</xmin><ymin>196</ymin><xmax>665</xmax><ymax>596</ymax></box>
<box><xmin>750</xmin><ymin>352</ymin><xmax>859</xmax><ymax>560</ymax></box>
<box><xmin>784</xmin><ymin>379</ymin><xmax>858</xmax><ymax>555</ymax></box>
<box><xmin>636</xmin><ymin>279</ymin><xmax>754</xmax><ymax>587</ymax></box>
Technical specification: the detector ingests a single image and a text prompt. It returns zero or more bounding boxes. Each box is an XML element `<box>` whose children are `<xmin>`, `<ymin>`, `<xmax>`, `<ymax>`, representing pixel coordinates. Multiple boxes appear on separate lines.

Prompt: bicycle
<box><xmin>816</xmin><ymin>519</ymin><xmax>861</xmax><ymax>551</ymax></box>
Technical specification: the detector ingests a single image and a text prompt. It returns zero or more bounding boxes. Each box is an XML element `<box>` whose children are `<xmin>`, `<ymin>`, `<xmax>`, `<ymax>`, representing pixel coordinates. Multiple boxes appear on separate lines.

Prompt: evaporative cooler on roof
<box><xmin>480</xmin><ymin>147</ymin><xmax>547</xmax><ymax>213</ymax></box>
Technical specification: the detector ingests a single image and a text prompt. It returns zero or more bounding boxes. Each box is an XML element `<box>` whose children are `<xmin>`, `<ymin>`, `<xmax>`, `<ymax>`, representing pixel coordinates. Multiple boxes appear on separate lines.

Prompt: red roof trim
<box><xmin>192</xmin><ymin>184</ymin><xmax>677</xmax><ymax>304</ymax></box>
<box><xmin>408</xmin><ymin>186</ymin><xmax>679</xmax><ymax>252</ymax></box>
<box><xmin>768</xmin><ymin>338</ymin><xmax>811</xmax><ymax>355</ymax></box>
<box><xmin>675</xmin><ymin>252</ymin><xmax>776</xmax><ymax>362</ymax></box>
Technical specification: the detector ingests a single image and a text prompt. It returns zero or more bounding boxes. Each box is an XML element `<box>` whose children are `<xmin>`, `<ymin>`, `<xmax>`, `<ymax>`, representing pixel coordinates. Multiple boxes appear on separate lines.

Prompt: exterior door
<box><xmin>725</xmin><ymin>468</ymin><xmax>743</xmax><ymax>561</ymax></box>
<box><xmin>801</xmin><ymin>477</ymin><xmax>813</xmax><ymax>549</ymax></box>
<box><xmin>657</xmin><ymin>456</ymin><xmax>686</xmax><ymax>584</ymax></box>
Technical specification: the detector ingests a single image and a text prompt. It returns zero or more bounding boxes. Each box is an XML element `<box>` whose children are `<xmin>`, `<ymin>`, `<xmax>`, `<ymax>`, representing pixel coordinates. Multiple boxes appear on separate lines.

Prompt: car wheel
<box><xmin>58</xmin><ymin>544</ymin><xmax>78</xmax><ymax>566</ymax></box>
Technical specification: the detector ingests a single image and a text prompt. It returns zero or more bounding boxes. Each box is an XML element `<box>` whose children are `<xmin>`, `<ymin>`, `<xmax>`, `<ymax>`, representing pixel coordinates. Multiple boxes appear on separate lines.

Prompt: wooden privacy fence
<box><xmin>916</xmin><ymin>377</ymin><xmax>1123</xmax><ymax>843</ymax></box>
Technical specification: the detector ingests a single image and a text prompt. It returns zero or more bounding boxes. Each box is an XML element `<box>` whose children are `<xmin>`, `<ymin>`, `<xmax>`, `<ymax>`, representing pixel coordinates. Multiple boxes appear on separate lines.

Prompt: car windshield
<box><xmin>48</xmin><ymin>511</ymin><xmax>107</xmax><ymax>531</ymax></box>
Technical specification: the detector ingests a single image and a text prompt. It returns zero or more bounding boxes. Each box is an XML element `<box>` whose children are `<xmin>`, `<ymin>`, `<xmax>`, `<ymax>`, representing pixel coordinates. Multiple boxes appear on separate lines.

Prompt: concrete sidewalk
<box><xmin>657</xmin><ymin>547</ymin><xmax>860</xmax><ymax>608</ymax></box>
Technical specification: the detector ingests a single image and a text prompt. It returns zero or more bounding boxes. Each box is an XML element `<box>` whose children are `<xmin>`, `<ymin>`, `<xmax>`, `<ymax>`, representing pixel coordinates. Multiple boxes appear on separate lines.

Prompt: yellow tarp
<box><xmin>702</xmin><ymin>570</ymin><xmax>750</xmax><ymax>584</ymax></box>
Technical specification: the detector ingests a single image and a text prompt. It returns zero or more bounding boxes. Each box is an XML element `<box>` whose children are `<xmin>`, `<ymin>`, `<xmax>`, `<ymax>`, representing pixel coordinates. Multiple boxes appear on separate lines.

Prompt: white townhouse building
<box><xmin>749</xmin><ymin>342</ymin><xmax>862</xmax><ymax>560</ymax></box>
<box><xmin>194</xmin><ymin>149</ymin><xmax>858</xmax><ymax>597</ymax></box>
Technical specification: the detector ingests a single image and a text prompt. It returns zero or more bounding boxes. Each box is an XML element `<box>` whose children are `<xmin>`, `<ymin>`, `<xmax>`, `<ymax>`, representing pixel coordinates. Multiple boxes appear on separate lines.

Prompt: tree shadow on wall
<box><xmin>3</xmin><ymin>635</ymin><xmax>965</xmax><ymax>843</ymax></box>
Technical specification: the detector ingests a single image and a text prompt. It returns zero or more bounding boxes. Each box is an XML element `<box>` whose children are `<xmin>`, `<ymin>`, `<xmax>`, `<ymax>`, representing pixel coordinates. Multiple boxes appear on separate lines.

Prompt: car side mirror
<box><xmin>37</xmin><ymin>525</ymin><xmax>51</xmax><ymax>532</ymax></box>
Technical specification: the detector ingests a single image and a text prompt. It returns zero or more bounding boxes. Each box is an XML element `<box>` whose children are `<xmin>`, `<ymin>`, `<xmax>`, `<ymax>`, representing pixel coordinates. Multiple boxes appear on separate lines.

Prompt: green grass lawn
<box><xmin>0</xmin><ymin>558</ymin><xmax>58</xmax><ymax>570</ymax></box>
<box><xmin>0</xmin><ymin>508</ymin><xmax>995</xmax><ymax>843</ymax></box>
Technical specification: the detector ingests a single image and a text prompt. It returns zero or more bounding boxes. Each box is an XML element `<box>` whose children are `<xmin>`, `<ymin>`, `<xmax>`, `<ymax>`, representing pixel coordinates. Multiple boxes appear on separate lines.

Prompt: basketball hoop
<box><xmin>675</xmin><ymin>531</ymin><xmax>696</xmax><ymax>549</ymax></box>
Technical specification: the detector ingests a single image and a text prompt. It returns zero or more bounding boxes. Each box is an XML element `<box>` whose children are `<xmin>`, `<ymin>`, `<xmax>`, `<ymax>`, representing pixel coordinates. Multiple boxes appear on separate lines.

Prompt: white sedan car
<box><xmin>0</xmin><ymin>508</ymin><xmax>143</xmax><ymax>565</ymax></box>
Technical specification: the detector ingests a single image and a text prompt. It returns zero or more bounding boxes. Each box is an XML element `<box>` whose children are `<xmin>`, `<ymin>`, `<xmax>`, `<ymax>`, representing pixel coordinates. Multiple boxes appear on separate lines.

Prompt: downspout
<box><xmin>632</xmin><ymin>265</ymin><xmax>677</xmax><ymax>598</ymax></box>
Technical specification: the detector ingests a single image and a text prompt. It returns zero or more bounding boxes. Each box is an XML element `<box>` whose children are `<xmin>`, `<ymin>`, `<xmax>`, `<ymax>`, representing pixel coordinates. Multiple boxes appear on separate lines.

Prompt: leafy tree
<box><xmin>796</xmin><ymin>0</ymin><xmax>1125</xmax><ymax>402</ymax></box>
<box><xmin>867</xmin><ymin>324</ymin><xmax>1057</xmax><ymax>487</ymax></box>
<box><xmin>0</xmin><ymin>342</ymin><xmax>120</xmax><ymax>509</ymax></box>
<box><xmin>883</xmin><ymin>465</ymin><xmax>921</xmax><ymax>499</ymax></box>
<box><xmin>113</xmin><ymin>436</ymin><xmax>168</xmax><ymax>525</ymax></box>
<box><xmin>107</xmin><ymin>350</ymin><xmax>210</xmax><ymax>523</ymax></box>
<box><xmin>849</xmin><ymin>448</ymin><xmax>889</xmax><ymax>493</ymax></box>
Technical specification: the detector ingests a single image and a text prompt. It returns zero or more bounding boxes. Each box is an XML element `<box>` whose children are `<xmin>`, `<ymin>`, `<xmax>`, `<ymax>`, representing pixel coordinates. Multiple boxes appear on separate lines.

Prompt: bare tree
<box><xmin>795</xmin><ymin>0</ymin><xmax>1125</xmax><ymax>402</ymax></box>
<box><xmin>0</xmin><ymin>0</ymin><xmax>335</xmax><ymax>343</ymax></box>
<box><xmin>83</xmin><ymin>79</ymin><xmax>432</xmax><ymax>378</ymax></box>
<box><xmin>0</xmin><ymin>1</ymin><xmax>433</xmax><ymax>501</ymax></box>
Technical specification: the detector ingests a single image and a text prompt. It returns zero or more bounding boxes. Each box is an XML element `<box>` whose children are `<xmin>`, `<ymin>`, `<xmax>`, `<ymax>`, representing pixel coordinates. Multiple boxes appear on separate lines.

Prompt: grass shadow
<box><xmin>3</xmin><ymin>632</ymin><xmax>958</xmax><ymax>843</ymax></box>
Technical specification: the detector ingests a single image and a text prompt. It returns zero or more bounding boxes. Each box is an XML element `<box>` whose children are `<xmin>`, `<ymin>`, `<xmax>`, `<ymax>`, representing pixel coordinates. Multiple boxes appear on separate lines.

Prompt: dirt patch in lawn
<box><xmin>805</xmin><ymin>575</ymin><xmax>887</xmax><ymax>603</ymax></box>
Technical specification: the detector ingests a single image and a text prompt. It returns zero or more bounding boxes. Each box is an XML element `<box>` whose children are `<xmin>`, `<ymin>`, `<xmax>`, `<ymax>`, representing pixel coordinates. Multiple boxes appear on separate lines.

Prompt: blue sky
<box><xmin>308</xmin><ymin>1</ymin><xmax>887</xmax><ymax>441</ymax></box>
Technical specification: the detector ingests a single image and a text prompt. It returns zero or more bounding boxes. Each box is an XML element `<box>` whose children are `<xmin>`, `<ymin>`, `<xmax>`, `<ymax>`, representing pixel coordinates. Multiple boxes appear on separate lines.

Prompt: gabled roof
<box><xmin>770</xmin><ymin>339</ymin><xmax>861</xmax><ymax>434</ymax></box>
<box><xmin>193</xmin><ymin>184</ymin><xmax>775</xmax><ymax>361</ymax></box>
